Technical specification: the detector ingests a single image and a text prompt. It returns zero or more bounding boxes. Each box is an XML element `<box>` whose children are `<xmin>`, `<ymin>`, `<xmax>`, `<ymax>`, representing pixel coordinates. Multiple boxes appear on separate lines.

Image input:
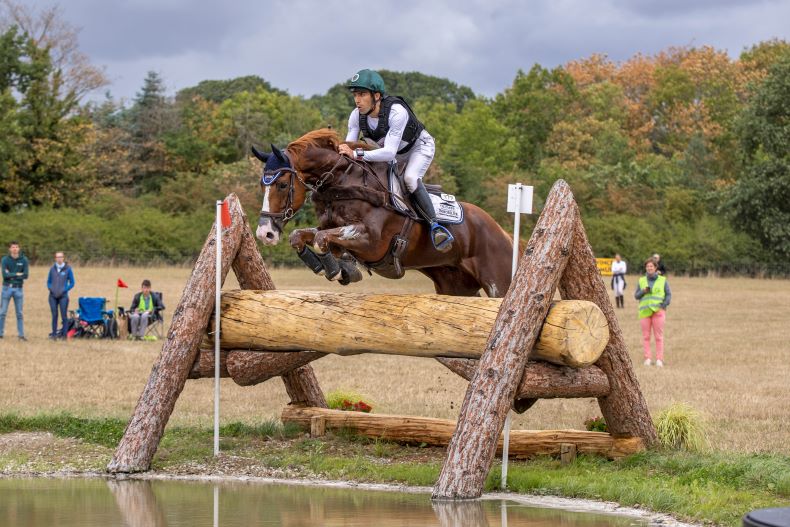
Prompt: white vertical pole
<box><xmin>213</xmin><ymin>485</ymin><xmax>219</xmax><ymax>527</ymax></box>
<box><xmin>214</xmin><ymin>200</ymin><xmax>222</xmax><ymax>457</ymax></box>
<box><xmin>501</xmin><ymin>183</ymin><xmax>522</xmax><ymax>489</ymax></box>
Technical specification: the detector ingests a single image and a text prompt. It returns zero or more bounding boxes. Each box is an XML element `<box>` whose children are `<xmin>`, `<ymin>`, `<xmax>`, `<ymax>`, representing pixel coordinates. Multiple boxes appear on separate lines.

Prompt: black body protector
<box><xmin>357</xmin><ymin>95</ymin><xmax>454</xmax><ymax>253</ymax></box>
<box><xmin>358</xmin><ymin>96</ymin><xmax>425</xmax><ymax>154</ymax></box>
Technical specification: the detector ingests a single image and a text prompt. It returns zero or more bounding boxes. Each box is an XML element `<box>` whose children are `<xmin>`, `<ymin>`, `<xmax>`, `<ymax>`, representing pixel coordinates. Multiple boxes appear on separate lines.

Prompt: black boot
<box><xmin>410</xmin><ymin>180</ymin><xmax>454</xmax><ymax>252</ymax></box>
<box><xmin>619</xmin><ymin>296</ymin><xmax>624</xmax><ymax>309</ymax></box>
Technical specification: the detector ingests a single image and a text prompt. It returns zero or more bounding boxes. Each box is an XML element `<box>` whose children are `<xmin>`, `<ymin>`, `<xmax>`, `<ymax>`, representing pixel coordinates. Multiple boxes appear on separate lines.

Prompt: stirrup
<box><xmin>430</xmin><ymin>223</ymin><xmax>454</xmax><ymax>252</ymax></box>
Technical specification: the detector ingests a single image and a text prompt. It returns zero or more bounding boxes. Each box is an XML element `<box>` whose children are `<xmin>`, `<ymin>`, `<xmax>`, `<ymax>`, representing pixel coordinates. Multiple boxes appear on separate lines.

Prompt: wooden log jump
<box><xmin>109</xmin><ymin>180</ymin><xmax>655</xmax><ymax>501</ymax></box>
<box><xmin>282</xmin><ymin>406</ymin><xmax>644</xmax><ymax>460</ymax></box>
<box><xmin>208</xmin><ymin>290</ymin><xmax>609</xmax><ymax>366</ymax></box>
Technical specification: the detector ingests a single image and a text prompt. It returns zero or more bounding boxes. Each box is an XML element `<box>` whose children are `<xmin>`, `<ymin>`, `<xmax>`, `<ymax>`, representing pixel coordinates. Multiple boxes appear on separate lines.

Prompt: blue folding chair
<box><xmin>68</xmin><ymin>297</ymin><xmax>118</xmax><ymax>339</ymax></box>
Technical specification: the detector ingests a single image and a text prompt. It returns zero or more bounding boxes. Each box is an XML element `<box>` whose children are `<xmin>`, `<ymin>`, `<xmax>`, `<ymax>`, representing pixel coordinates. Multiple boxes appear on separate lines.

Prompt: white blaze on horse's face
<box><xmin>256</xmin><ymin>186</ymin><xmax>280</xmax><ymax>245</ymax></box>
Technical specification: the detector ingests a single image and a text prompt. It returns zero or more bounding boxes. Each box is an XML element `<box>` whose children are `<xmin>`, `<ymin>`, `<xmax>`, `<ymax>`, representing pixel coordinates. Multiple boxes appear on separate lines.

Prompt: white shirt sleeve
<box><xmin>345</xmin><ymin>109</ymin><xmax>360</xmax><ymax>142</ymax></box>
<box><xmin>359</xmin><ymin>104</ymin><xmax>409</xmax><ymax>163</ymax></box>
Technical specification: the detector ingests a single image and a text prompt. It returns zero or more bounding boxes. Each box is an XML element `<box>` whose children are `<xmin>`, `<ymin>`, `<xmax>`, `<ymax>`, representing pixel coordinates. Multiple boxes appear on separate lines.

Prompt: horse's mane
<box><xmin>287</xmin><ymin>128</ymin><xmax>340</xmax><ymax>165</ymax></box>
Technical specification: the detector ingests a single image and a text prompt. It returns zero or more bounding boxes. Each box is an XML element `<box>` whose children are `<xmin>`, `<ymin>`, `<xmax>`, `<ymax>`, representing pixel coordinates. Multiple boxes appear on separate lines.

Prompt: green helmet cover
<box><xmin>347</xmin><ymin>69</ymin><xmax>386</xmax><ymax>94</ymax></box>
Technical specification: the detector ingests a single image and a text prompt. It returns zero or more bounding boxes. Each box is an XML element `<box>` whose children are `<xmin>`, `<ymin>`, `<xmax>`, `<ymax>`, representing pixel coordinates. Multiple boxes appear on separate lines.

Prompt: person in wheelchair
<box><xmin>128</xmin><ymin>279</ymin><xmax>164</xmax><ymax>341</ymax></box>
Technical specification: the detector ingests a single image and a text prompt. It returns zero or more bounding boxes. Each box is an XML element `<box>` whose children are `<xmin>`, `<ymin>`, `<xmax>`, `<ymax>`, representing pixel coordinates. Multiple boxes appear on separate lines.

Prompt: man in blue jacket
<box><xmin>1</xmin><ymin>241</ymin><xmax>29</xmax><ymax>341</ymax></box>
<box><xmin>47</xmin><ymin>251</ymin><xmax>75</xmax><ymax>339</ymax></box>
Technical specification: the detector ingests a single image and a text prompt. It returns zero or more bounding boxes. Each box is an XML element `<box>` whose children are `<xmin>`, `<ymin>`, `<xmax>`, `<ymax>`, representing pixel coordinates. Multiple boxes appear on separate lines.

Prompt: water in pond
<box><xmin>0</xmin><ymin>478</ymin><xmax>649</xmax><ymax>526</ymax></box>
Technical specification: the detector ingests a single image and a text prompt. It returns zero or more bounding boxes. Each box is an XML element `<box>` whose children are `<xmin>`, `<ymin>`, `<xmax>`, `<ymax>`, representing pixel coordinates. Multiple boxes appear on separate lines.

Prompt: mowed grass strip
<box><xmin>2</xmin><ymin>411</ymin><xmax>788</xmax><ymax>526</ymax></box>
<box><xmin>0</xmin><ymin>266</ymin><xmax>788</xmax><ymax>456</ymax></box>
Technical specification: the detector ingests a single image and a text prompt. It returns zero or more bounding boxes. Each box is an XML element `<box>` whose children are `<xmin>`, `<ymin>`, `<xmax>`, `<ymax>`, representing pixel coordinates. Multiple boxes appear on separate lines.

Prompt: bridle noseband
<box><xmin>259</xmin><ymin>148</ymin><xmax>384</xmax><ymax>232</ymax></box>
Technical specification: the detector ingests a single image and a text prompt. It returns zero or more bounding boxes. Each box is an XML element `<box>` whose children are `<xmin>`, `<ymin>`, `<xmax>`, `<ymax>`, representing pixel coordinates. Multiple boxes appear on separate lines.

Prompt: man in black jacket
<box><xmin>47</xmin><ymin>251</ymin><xmax>75</xmax><ymax>339</ymax></box>
<box><xmin>1</xmin><ymin>241</ymin><xmax>29</xmax><ymax>341</ymax></box>
<box><xmin>128</xmin><ymin>279</ymin><xmax>164</xmax><ymax>340</ymax></box>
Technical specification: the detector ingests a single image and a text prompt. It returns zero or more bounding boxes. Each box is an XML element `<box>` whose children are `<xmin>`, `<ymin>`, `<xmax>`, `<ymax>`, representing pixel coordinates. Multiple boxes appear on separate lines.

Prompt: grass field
<box><xmin>1</xmin><ymin>265</ymin><xmax>789</xmax><ymax>455</ymax></box>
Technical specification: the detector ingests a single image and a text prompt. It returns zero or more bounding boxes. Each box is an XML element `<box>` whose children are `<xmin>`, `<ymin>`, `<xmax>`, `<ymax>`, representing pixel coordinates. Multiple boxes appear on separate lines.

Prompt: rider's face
<box><xmin>353</xmin><ymin>90</ymin><xmax>378</xmax><ymax>114</ymax></box>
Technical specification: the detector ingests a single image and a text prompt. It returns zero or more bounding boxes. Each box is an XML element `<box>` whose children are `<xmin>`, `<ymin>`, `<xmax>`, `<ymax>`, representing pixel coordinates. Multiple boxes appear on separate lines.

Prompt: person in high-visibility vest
<box><xmin>634</xmin><ymin>258</ymin><xmax>672</xmax><ymax>367</ymax></box>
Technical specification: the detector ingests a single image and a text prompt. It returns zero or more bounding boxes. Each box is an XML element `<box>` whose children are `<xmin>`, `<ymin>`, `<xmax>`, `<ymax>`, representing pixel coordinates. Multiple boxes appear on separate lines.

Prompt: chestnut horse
<box><xmin>252</xmin><ymin>129</ymin><xmax>513</xmax><ymax>297</ymax></box>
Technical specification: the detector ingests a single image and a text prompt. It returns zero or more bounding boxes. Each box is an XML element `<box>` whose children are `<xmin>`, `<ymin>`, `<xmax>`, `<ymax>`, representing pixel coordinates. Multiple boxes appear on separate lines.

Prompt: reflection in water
<box><xmin>0</xmin><ymin>478</ymin><xmax>648</xmax><ymax>527</ymax></box>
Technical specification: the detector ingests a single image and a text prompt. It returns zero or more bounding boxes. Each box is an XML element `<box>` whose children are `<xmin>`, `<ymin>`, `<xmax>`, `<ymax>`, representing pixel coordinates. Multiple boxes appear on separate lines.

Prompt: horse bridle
<box><xmin>259</xmin><ymin>150</ymin><xmax>387</xmax><ymax>232</ymax></box>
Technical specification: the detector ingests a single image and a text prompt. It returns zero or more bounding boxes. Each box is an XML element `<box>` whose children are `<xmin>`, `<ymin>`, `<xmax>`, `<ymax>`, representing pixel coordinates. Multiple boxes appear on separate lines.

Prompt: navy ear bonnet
<box><xmin>251</xmin><ymin>144</ymin><xmax>294</xmax><ymax>185</ymax></box>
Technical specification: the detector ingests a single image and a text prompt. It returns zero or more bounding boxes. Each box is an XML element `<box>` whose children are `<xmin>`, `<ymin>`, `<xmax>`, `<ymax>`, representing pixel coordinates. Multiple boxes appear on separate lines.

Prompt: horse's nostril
<box><xmin>266</xmin><ymin>232</ymin><xmax>275</xmax><ymax>240</ymax></box>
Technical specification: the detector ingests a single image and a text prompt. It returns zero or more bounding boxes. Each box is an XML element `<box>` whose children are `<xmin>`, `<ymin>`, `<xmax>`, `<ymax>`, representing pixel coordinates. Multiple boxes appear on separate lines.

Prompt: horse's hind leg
<box><xmin>419</xmin><ymin>267</ymin><xmax>482</xmax><ymax>297</ymax></box>
<box><xmin>458</xmin><ymin>257</ymin><xmax>512</xmax><ymax>299</ymax></box>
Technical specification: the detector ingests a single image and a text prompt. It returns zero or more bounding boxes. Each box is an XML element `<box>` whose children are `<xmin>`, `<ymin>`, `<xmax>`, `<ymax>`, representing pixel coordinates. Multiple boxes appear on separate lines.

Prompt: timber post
<box><xmin>432</xmin><ymin>179</ymin><xmax>656</xmax><ymax>500</ymax></box>
<box><xmin>432</xmin><ymin>179</ymin><xmax>578</xmax><ymax>499</ymax></box>
<box><xmin>107</xmin><ymin>193</ymin><xmax>326</xmax><ymax>473</ymax></box>
<box><xmin>558</xmin><ymin>210</ymin><xmax>657</xmax><ymax>444</ymax></box>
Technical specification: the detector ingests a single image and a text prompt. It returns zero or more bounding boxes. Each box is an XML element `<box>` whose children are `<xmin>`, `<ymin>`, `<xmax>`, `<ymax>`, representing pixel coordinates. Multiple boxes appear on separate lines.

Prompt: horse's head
<box><xmin>251</xmin><ymin>143</ymin><xmax>309</xmax><ymax>245</ymax></box>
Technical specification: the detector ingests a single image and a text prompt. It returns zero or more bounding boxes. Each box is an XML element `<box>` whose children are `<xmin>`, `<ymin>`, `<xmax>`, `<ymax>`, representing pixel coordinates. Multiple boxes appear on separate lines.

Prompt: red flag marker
<box><xmin>221</xmin><ymin>200</ymin><xmax>232</xmax><ymax>228</ymax></box>
<box><xmin>117</xmin><ymin>278</ymin><xmax>128</xmax><ymax>288</ymax></box>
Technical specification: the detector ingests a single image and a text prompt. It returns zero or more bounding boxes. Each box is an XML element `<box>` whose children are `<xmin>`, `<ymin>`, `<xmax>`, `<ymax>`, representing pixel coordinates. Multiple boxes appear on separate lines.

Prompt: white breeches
<box><xmin>613</xmin><ymin>276</ymin><xmax>625</xmax><ymax>296</ymax></box>
<box><xmin>402</xmin><ymin>135</ymin><xmax>435</xmax><ymax>193</ymax></box>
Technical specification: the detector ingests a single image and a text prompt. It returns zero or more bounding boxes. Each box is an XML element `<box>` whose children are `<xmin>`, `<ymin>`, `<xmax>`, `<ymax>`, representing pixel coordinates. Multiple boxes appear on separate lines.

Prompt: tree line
<box><xmin>1</xmin><ymin>3</ymin><xmax>789</xmax><ymax>274</ymax></box>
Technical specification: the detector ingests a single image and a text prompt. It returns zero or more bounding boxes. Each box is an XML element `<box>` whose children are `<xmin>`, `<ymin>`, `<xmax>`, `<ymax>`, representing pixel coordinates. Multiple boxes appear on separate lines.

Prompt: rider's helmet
<box><xmin>347</xmin><ymin>69</ymin><xmax>386</xmax><ymax>95</ymax></box>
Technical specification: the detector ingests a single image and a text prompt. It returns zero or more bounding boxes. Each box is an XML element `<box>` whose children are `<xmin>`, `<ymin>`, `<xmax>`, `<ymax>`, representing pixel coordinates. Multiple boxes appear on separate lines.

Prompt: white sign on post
<box><xmin>507</xmin><ymin>184</ymin><xmax>533</xmax><ymax>214</ymax></box>
<box><xmin>502</xmin><ymin>182</ymin><xmax>534</xmax><ymax>490</ymax></box>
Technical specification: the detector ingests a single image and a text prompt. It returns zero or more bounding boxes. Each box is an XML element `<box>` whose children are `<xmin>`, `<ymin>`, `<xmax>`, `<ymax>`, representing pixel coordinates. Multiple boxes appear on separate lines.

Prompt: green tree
<box><xmin>727</xmin><ymin>53</ymin><xmax>790</xmax><ymax>259</ymax></box>
<box><xmin>176</xmin><ymin>75</ymin><xmax>286</xmax><ymax>104</ymax></box>
<box><xmin>440</xmin><ymin>99</ymin><xmax>518</xmax><ymax>205</ymax></box>
<box><xmin>218</xmin><ymin>88</ymin><xmax>323</xmax><ymax>158</ymax></box>
<box><xmin>123</xmin><ymin>71</ymin><xmax>177</xmax><ymax>193</ymax></box>
<box><xmin>492</xmin><ymin>65</ymin><xmax>576</xmax><ymax>171</ymax></box>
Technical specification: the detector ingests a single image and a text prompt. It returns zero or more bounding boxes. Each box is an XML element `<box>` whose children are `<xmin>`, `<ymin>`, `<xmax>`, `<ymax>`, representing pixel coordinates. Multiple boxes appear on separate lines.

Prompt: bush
<box><xmin>326</xmin><ymin>389</ymin><xmax>374</xmax><ymax>413</ymax></box>
<box><xmin>584</xmin><ymin>416</ymin><xmax>608</xmax><ymax>432</ymax></box>
<box><xmin>655</xmin><ymin>402</ymin><xmax>708</xmax><ymax>452</ymax></box>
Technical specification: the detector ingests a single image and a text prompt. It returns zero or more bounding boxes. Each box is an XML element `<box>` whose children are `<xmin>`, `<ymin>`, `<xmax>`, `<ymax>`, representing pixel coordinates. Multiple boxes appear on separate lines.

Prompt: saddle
<box><xmin>386</xmin><ymin>162</ymin><xmax>464</xmax><ymax>225</ymax></box>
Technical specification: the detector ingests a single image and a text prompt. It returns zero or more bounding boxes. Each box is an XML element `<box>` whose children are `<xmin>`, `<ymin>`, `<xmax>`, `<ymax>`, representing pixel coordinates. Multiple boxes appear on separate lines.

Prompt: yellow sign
<box><xmin>596</xmin><ymin>258</ymin><xmax>614</xmax><ymax>276</ymax></box>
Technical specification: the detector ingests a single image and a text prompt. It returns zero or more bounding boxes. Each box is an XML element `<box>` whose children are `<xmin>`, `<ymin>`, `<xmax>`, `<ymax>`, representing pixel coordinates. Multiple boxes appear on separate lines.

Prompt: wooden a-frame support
<box><xmin>109</xmin><ymin>181</ymin><xmax>656</xmax><ymax>498</ymax></box>
<box><xmin>107</xmin><ymin>195</ymin><xmax>326</xmax><ymax>473</ymax></box>
<box><xmin>431</xmin><ymin>180</ymin><xmax>656</xmax><ymax>499</ymax></box>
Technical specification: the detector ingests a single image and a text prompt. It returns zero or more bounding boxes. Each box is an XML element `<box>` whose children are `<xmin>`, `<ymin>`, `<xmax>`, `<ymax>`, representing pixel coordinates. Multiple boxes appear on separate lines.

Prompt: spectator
<box><xmin>128</xmin><ymin>279</ymin><xmax>163</xmax><ymax>340</ymax></box>
<box><xmin>47</xmin><ymin>251</ymin><xmax>75</xmax><ymax>339</ymax></box>
<box><xmin>610</xmin><ymin>253</ymin><xmax>627</xmax><ymax>309</ymax></box>
<box><xmin>652</xmin><ymin>253</ymin><xmax>667</xmax><ymax>276</ymax></box>
<box><xmin>634</xmin><ymin>258</ymin><xmax>672</xmax><ymax>367</ymax></box>
<box><xmin>1</xmin><ymin>241</ymin><xmax>29</xmax><ymax>341</ymax></box>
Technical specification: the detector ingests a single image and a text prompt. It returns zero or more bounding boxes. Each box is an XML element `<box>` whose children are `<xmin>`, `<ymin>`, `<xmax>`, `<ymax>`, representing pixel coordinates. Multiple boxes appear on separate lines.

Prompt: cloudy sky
<box><xmin>17</xmin><ymin>0</ymin><xmax>790</xmax><ymax>102</ymax></box>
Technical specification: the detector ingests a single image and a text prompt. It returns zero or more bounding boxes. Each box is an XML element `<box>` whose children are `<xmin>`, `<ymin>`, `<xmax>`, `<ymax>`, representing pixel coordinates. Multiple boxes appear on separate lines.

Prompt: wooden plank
<box><xmin>281</xmin><ymin>406</ymin><xmax>644</xmax><ymax>459</ymax></box>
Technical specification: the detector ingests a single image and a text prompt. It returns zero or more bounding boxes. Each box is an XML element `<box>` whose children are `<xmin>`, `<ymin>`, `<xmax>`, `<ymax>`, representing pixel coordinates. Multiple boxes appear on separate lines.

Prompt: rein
<box><xmin>259</xmin><ymin>148</ymin><xmax>399</xmax><ymax>230</ymax></box>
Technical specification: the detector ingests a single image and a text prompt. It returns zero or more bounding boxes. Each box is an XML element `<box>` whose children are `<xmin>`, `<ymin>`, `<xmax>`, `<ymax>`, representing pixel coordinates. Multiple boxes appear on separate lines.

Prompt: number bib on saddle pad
<box><xmin>387</xmin><ymin>167</ymin><xmax>464</xmax><ymax>225</ymax></box>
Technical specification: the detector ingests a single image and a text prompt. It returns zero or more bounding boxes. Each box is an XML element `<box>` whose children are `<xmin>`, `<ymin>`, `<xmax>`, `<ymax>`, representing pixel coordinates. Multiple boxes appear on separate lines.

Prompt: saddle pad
<box><xmin>388</xmin><ymin>168</ymin><xmax>464</xmax><ymax>225</ymax></box>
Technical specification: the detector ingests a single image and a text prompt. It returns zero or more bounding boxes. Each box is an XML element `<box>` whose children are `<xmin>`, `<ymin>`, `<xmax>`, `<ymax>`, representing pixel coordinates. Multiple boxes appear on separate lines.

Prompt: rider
<box><xmin>337</xmin><ymin>69</ymin><xmax>454</xmax><ymax>252</ymax></box>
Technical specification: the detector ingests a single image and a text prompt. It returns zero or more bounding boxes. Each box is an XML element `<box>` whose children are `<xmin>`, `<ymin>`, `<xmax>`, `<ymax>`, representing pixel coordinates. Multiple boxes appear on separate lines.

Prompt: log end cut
<box><xmin>531</xmin><ymin>300</ymin><xmax>609</xmax><ymax>368</ymax></box>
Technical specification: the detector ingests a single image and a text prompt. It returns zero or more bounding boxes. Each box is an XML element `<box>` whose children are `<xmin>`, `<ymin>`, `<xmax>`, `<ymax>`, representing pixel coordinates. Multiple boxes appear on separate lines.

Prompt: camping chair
<box><xmin>68</xmin><ymin>297</ymin><xmax>118</xmax><ymax>339</ymax></box>
<box><xmin>120</xmin><ymin>292</ymin><xmax>165</xmax><ymax>341</ymax></box>
<box><xmin>145</xmin><ymin>292</ymin><xmax>165</xmax><ymax>339</ymax></box>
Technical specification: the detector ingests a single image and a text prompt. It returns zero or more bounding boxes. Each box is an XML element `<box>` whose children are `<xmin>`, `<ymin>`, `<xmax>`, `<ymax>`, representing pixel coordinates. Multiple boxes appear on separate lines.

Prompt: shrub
<box><xmin>326</xmin><ymin>389</ymin><xmax>374</xmax><ymax>413</ymax></box>
<box><xmin>584</xmin><ymin>416</ymin><xmax>608</xmax><ymax>432</ymax></box>
<box><xmin>654</xmin><ymin>402</ymin><xmax>708</xmax><ymax>452</ymax></box>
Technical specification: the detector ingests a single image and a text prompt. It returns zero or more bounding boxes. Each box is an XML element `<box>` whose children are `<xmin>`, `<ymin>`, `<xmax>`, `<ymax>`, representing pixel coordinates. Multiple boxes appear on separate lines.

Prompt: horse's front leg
<box><xmin>288</xmin><ymin>228</ymin><xmax>326</xmax><ymax>275</ymax></box>
<box><xmin>313</xmin><ymin>224</ymin><xmax>371</xmax><ymax>282</ymax></box>
<box><xmin>313</xmin><ymin>224</ymin><xmax>371</xmax><ymax>254</ymax></box>
<box><xmin>289</xmin><ymin>227</ymin><xmax>318</xmax><ymax>251</ymax></box>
